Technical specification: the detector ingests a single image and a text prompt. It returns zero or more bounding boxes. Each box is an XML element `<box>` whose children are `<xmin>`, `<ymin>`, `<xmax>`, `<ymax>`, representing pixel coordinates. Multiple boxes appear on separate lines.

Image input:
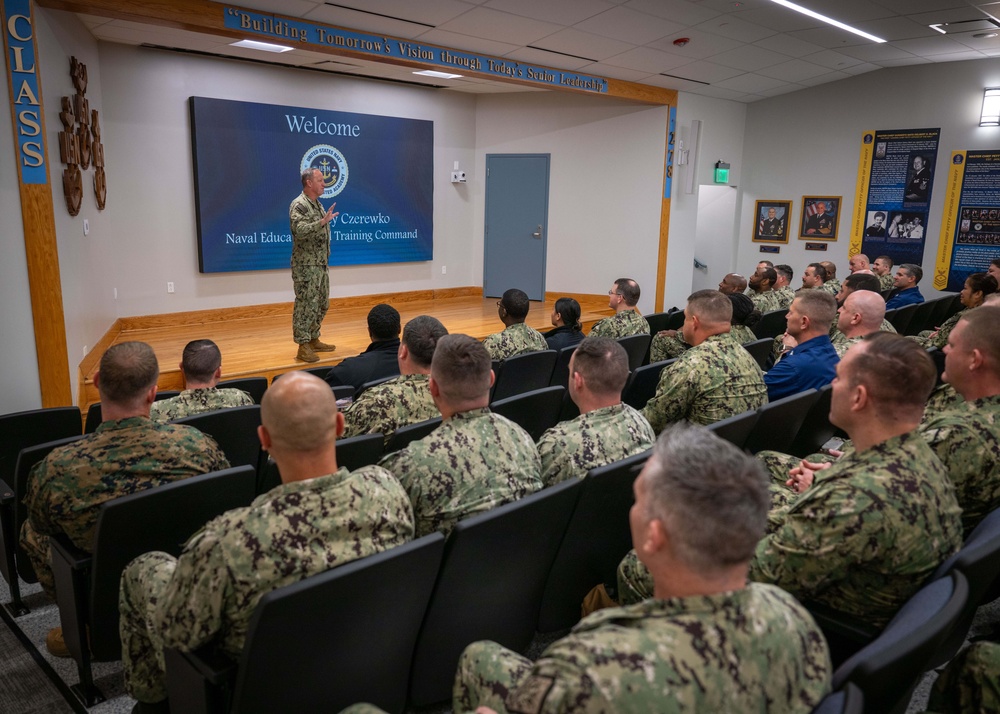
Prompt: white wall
<box><xmin>740</xmin><ymin>58</ymin><xmax>1000</xmax><ymax>294</ymax></box>
<box><xmin>0</xmin><ymin>32</ymin><xmax>42</xmax><ymax>413</ymax></box>
<box><xmin>475</xmin><ymin>92</ymin><xmax>667</xmax><ymax>315</ymax></box>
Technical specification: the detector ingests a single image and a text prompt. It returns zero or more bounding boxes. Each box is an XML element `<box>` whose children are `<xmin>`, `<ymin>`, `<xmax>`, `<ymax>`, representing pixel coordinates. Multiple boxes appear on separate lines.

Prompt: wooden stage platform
<box><xmin>78</xmin><ymin>288</ymin><xmax>611</xmax><ymax>410</ymax></box>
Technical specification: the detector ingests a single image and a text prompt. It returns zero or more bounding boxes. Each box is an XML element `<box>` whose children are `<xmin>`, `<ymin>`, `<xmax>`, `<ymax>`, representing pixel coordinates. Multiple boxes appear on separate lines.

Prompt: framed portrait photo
<box><xmin>752</xmin><ymin>200</ymin><xmax>791</xmax><ymax>243</ymax></box>
<box><xmin>799</xmin><ymin>196</ymin><xmax>841</xmax><ymax>241</ymax></box>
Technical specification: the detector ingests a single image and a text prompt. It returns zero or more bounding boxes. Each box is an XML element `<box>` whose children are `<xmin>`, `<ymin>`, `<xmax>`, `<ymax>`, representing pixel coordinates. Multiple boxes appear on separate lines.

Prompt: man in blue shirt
<box><xmin>764</xmin><ymin>290</ymin><xmax>839</xmax><ymax>401</ymax></box>
<box><xmin>885</xmin><ymin>263</ymin><xmax>925</xmax><ymax>309</ymax></box>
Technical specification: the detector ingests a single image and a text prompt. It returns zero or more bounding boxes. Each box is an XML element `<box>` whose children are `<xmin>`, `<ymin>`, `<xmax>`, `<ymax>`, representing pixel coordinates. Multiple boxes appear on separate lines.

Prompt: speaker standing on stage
<box><xmin>290</xmin><ymin>167</ymin><xmax>338</xmax><ymax>363</ymax></box>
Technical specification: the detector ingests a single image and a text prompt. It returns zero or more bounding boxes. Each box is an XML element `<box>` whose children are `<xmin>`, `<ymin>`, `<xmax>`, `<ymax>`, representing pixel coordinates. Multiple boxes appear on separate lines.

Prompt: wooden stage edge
<box><xmin>77</xmin><ymin>287</ymin><xmax>613</xmax><ymax>411</ymax></box>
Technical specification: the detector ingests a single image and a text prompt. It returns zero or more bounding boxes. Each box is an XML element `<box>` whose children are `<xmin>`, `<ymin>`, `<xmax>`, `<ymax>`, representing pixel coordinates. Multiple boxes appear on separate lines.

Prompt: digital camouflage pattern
<box><xmin>774</xmin><ymin>286</ymin><xmax>796</xmax><ymax>309</ymax></box>
<box><xmin>149</xmin><ymin>387</ymin><xmax>254</xmax><ymax>423</ymax></box>
<box><xmin>879</xmin><ymin>273</ymin><xmax>895</xmax><ymax>293</ymax></box>
<box><xmin>926</xmin><ymin>641</ymin><xmax>1000</xmax><ymax>714</ymax></box>
<box><xmin>920</xmin><ymin>394</ymin><xmax>1000</xmax><ymax>538</ymax></box>
<box><xmin>821</xmin><ymin>279</ymin><xmax>841</xmax><ymax>296</ymax></box>
<box><xmin>341</xmin><ymin>373</ymin><xmax>439</xmax><ymax>445</ymax></box>
<box><xmin>21</xmin><ymin>417</ymin><xmax>229</xmax><ymax>596</ymax></box>
<box><xmin>649</xmin><ymin>332</ymin><xmax>688</xmax><ymax>362</ymax></box>
<box><xmin>749</xmin><ymin>431</ymin><xmax>962</xmax><ymax>628</ymax></box>
<box><xmin>924</xmin><ymin>384</ymin><xmax>966</xmax><ymax>424</ymax></box>
<box><xmin>483</xmin><ymin>323</ymin><xmax>549</xmax><ymax>361</ymax></box>
<box><xmin>589</xmin><ymin>309</ymin><xmax>650</xmax><ymax>339</ymax></box>
<box><xmin>453</xmin><ymin>584</ymin><xmax>831</xmax><ymax>714</ymax></box>
<box><xmin>289</xmin><ymin>191</ymin><xmax>331</xmax><ymax>344</ymax></box>
<box><xmin>537</xmin><ymin>403</ymin><xmax>654</xmax><ymax>487</ymax></box>
<box><xmin>378</xmin><ymin>407</ymin><xmax>542</xmax><ymax>537</ymax></box>
<box><xmin>830</xmin><ymin>332</ymin><xmax>863</xmax><ymax>358</ymax></box>
<box><xmin>119</xmin><ymin>464</ymin><xmax>414</xmax><ymax>703</ymax></box>
<box><xmin>750</xmin><ymin>289</ymin><xmax>784</xmax><ymax>314</ymax></box>
<box><xmin>642</xmin><ymin>333</ymin><xmax>767</xmax><ymax>434</ymax></box>
<box><xmin>913</xmin><ymin>308</ymin><xmax>969</xmax><ymax>350</ymax></box>
<box><xmin>730</xmin><ymin>323</ymin><xmax>757</xmax><ymax>345</ymax></box>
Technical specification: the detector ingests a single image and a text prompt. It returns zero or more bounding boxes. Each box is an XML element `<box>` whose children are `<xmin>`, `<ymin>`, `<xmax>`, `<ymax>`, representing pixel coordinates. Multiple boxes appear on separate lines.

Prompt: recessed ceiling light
<box><xmin>230</xmin><ymin>39</ymin><xmax>294</xmax><ymax>53</ymax></box>
<box><xmin>975</xmin><ymin>32</ymin><xmax>999</xmax><ymax>39</ymax></box>
<box><xmin>413</xmin><ymin>70</ymin><xmax>463</xmax><ymax>79</ymax></box>
<box><xmin>929</xmin><ymin>24</ymin><xmax>947</xmax><ymax>34</ymax></box>
<box><xmin>767</xmin><ymin>0</ymin><xmax>886</xmax><ymax>43</ymax></box>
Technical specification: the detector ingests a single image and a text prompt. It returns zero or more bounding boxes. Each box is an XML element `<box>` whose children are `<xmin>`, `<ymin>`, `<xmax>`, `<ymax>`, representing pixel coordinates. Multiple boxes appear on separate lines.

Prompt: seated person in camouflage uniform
<box><xmin>482</xmin><ymin>289</ymin><xmax>548</xmax><ymax>361</ymax></box>
<box><xmin>651</xmin><ymin>292</ymin><xmax>760</xmax><ymax>362</ymax></box>
<box><xmin>773</xmin><ymin>264</ymin><xmax>796</xmax><ymax>308</ymax></box>
<box><xmin>820</xmin><ymin>261</ymin><xmax>841</xmax><ymax>296</ymax></box>
<box><xmin>341</xmin><ymin>315</ymin><xmax>447</xmax><ymax>446</ymax></box>
<box><xmin>589</xmin><ymin>278</ymin><xmax>650</xmax><ymax>338</ymax></box>
<box><xmin>537</xmin><ymin>337</ymin><xmax>654</xmax><ymax>486</ymax></box>
<box><xmin>921</xmin><ymin>307</ymin><xmax>1000</xmax><ymax>537</ymax></box>
<box><xmin>149</xmin><ymin>339</ymin><xmax>253</xmax><ymax>422</ymax></box>
<box><xmin>21</xmin><ymin>342</ymin><xmax>230</xmax><ymax>655</ymax></box>
<box><xmin>748</xmin><ymin>266</ymin><xmax>782</xmax><ymax>313</ymax></box>
<box><xmin>379</xmin><ymin>334</ymin><xmax>542</xmax><ymax>537</ymax></box>
<box><xmin>872</xmin><ymin>255</ymin><xmax>895</xmax><ymax>293</ymax></box>
<box><xmin>926</xmin><ymin>639</ymin><xmax>1000</xmax><ymax>714</ymax></box>
<box><xmin>324</xmin><ymin>304</ymin><xmax>402</xmax><ymax>392</ymax></box>
<box><xmin>765</xmin><ymin>290</ymin><xmax>839</xmax><ymax>401</ymax></box>
<box><xmin>913</xmin><ymin>272</ymin><xmax>997</xmax><ymax>350</ymax></box>
<box><xmin>831</xmin><ymin>289</ymin><xmax>886</xmax><ymax>357</ymax></box>
<box><xmin>621</xmin><ymin>334</ymin><xmax>963</xmax><ymax>631</ymax></box>
<box><xmin>450</xmin><ymin>425</ymin><xmax>831</xmax><ymax>714</ymax></box>
<box><xmin>119</xmin><ymin>371</ymin><xmax>414</xmax><ymax>711</ymax></box>
<box><xmin>800</xmin><ymin>262</ymin><xmax>827</xmax><ymax>290</ymax></box>
<box><xmin>642</xmin><ymin>290</ymin><xmax>767</xmax><ymax>434</ymax></box>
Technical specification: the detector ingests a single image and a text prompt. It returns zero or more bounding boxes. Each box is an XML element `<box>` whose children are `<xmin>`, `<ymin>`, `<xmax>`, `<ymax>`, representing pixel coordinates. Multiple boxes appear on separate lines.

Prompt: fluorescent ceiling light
<box><xmin>929</xmin><ymin>24</ymin><xmax>947</xmax><ymax>35</ymax></box>
<box><xmin>767</xmin><ymin>0</ymin><xmax>886</xmax><ymax>43</ymax></box>
<box><xmin>413</xmin><ymin>70</ymin><xmax>463</xmax><ymax>79</ymax></box>
<box><xmin>230</xmin><ymin>39</ymin><xmax>294</xmax><ymax>53</ymax></box>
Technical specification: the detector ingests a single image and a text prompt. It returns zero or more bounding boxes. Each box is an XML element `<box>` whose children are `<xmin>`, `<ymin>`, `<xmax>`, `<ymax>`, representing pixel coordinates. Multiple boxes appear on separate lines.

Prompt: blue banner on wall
<box><xmin>190</xmin><ymin>96</ymin><xmax>433</xmax><ymax>273</ymax></box>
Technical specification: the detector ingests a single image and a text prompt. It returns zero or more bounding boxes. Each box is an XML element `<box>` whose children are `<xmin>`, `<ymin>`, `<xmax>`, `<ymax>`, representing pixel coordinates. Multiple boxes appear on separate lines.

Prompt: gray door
<box><xmin>484</xmin><ymin>154</ymin><xmax>549</xmax><ymax>301</ymax></box>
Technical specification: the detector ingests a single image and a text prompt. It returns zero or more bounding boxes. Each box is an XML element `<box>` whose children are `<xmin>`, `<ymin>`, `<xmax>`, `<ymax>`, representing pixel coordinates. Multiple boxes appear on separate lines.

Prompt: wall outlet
<box><xmin>441</xmin><ymin>265</ymin><xmax>447</xmax><ymax>275</ymax></box>
<box><xmin>83</xmin><ymin>345</ymin><xmax>88</xmax><ymax>358</ymax></box>
<box><xmin>113</xmin><ymin>288</ymin><xmax>118</xmax><ymax>300</ymax></box>
<box><xmin>83</xmin><ymin>218</ymin><xmax>89</xmax><ymax>236</ymax></box>
<box><xmin>167</xmin><ymin>282</ymin><xmax>175</xmax><ymax>293</ymax></box>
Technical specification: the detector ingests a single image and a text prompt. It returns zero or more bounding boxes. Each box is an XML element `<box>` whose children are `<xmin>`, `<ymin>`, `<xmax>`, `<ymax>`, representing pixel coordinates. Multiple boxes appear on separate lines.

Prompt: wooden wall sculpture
<box><xmin>58</xmin><ymin>56</ymin><xmax>105</xmax><ymax>215</ymax></box>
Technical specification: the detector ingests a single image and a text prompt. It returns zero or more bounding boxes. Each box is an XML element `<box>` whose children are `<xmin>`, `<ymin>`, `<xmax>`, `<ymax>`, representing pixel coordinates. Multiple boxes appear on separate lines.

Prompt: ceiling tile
<box><xmin>951</xmin><ymin>32</ymin><xmax>1000</xmax><ymax>52</ymax></box>
<box><xmin>786</xmin><ymin>26</ymin><xmax>870</xmax><ymax>49</ymax></box>
<box><xmin>697</xmin><ymin>0</ymin><xmax>771</xmax><ymax>13</ymax></box>
<box><xmin>303</xmin><ymin>5</ymin><xmax>429</xmax><ymax>38</ymax></box>
<box><xmin>574</xmin><ymin>6</ymin><xmax>685</xmax><ymax>44</ymax></box>
<box><xmin>793</xmin><ymin>0</ymin><xmax>898</xmax><ymax>23</ymax></box>
<box><xmin>803</xmin><ymin>49</ymin><xmax>863</xmax><ymax>69</ymax></box>
<box><xmin>840</xmin><ymin>61</ymin><xmax>881</xmax><ymax>74</ymax></box>
<box><xmin>907</xmin><ymin>6</ymin><xmax>998</xmax><ymax>25</ymax></box>
<box><xmin>752</xmin><ymin>33</ymin><xmax>826</xmax><ymax>58</ymax></box>
<box><xmin>602</xmin><ymin>45</ymin><xmax>694</xmax><ymax>72</ymax></box>
<box><xmin>756</xmin><ymin>82</ymin><xmax>808</xmax><ymax>97</ymax></box>
<box><xmin>714</xmin><ymin>72</ymin><xmax>789</xmax><ymax>92</ymax></box>
<box><xmin>226</xmin><ymin>0</ymin><xmax>322</xmax><ymax>17</ymax></box>
<box><xmin>664</xmin><ymin>60</ymin><xmax>744</xmax><ymax>82</ymax></box>
<box><xmin>578</xmin><ymin>61</ymin><xmax>655</xmax><ymax>81</ymax></box>
<box><xmin>730</xmin><ymin>6</ymin><xmax>823</xmax><ymax>33</ymax></box>
<box><xmin>876</xmin><ymin>0</ymin><xmax>970</xmax><ymax>13</ymax></box>
<box><xmin>892</xmin><ymin>34</ymin><xmax>976</xmax><ymax>55</ymax></box>
<box><xmin>482</xmin><ymin>0</ymin><xmax>614</xmax><ymax>25</ymax></box>
<box><xmin>696</xmin><ymin>83</ymin><xmax>758</xmax><ymax>101</ymax></box>
<box><xmin>623</xmin><ymin>0</ymin><xmax>720</xmax><ymax>25</ymax></box>
<box><xmin>755</xmin><ymin>59</ymin><xmax>832</xmax><ymax>81</ymax></box>
<box><xmin>710</xmin><ymin>44</ymin><xmax>791</xmax><ymax>70</ymax></box>
<box><xmin>413</xmin><ymin>28</ymin><xmax>520</xmax><ymax>56</ymax></box>
<box><xmin>504</xmin><ymin>46</ymin><xmax>595</xmax><ymax>69</ymax></box>
<box><xmin>325</xmin><ymin>0</ymin><xmax>474</xmax><ymax>26</ymax></box>
<box><xmin>876</xmin><ymin>56</ymin><xmax>933</xmax><ymax>66</ymax></box>
<box><xmin>795</xmin><ymin>69</ymin><xmax>851</xmax><ymax>86</ymax></box>
<box><xmin>927</xmin><ymin>50</ymin><xmax>991</xmax><ymax>61</ymax></box>
<box><xmin>853</xmin><ymin>16</ymin><xmax>942</xmax><ymax>41</ymax></box>
<box><xmin>646</xmin><ymin>30</ymin><xmax>744</xmax><ymax>60</ymax></box>
<box><xmin>531</xmin><ymin>27</ymin><xmax>634</xmax><ymax>61</ymax></box>
<box><xmin>835</xmin><ymin>42</ymin><xmax>920</xmax><ymax>61</ymax></box>
<box><xmin>434</xmin><ymin>6</ymin><xmax>564</xmax><ymax>44</ymax></box>
<box><xmin>695</xmin><ymin>14</ymin><xmax>777</xmax><ymax>42</ymax></box>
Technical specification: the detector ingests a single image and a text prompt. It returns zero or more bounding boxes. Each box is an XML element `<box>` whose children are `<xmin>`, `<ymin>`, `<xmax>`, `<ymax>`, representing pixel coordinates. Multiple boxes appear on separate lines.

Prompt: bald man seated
<box><xmin>118</xmin><ymin>372</ymin><xmax>415</xmax><ymax>711</ymax></box>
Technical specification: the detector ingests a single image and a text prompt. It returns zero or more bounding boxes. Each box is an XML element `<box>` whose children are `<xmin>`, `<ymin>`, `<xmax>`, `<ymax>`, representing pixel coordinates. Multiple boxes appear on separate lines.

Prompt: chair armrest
<box><xmin>50</xmin><ymin>534</ymin><xmax>93</xmax><ymax>663</ymax></box>
<box><xmin>165</xmin><ymin>646</ymin><xmax>237</xmax><ymax>714</ymax></box>
<box><xmin>804</xmin><ymin>600</ymin><xmax>880</xmax><ymax>644</ymax></box>
<box><xmin>50</xmin><ymin>533</ymin><xmax>93</xmax><ymax>571</ymax></box>
<box><xmin>0</xmin><ymin>478</ymin><xmax>13</xmax><ymax>507</ymax></box>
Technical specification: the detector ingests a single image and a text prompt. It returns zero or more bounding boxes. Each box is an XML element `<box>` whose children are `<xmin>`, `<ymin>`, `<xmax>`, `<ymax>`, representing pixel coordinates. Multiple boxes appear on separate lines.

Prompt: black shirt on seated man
<box><xmin>325</xmin><ymin>304</ymin><xmax>402</xmax><ymax>392</ymax></box>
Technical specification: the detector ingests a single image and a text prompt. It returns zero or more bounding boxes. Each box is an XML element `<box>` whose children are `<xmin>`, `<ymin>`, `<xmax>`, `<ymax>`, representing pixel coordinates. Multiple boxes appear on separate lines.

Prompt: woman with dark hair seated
<box><xmin>915</xmin><ymin>272</ymin><xmax>998</xmax><ymax>349</ymax></box>
<box><xmin>729</xmin><ymin>293</ymin><xmax>761</xmax><ymax>345</ymax></box>
<box><xmin>544</xmin><ymin>297</ymin><xmax>585</xmax><ymax>351</ymax></box>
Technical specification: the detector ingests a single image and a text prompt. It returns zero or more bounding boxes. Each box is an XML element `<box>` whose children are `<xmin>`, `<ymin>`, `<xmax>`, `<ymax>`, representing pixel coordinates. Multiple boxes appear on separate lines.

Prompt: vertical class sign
<box><xmin>3</xmin><ymin>0</ymin><xmax>47</xmax><ymax>183</ymax></box>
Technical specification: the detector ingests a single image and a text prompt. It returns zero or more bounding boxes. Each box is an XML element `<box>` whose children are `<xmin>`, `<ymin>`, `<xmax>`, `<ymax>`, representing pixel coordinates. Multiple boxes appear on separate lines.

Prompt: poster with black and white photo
<box><xmin>850</xmin><ymin>128</ymin><xmax>940</xmax><ymax>267</ymax></box>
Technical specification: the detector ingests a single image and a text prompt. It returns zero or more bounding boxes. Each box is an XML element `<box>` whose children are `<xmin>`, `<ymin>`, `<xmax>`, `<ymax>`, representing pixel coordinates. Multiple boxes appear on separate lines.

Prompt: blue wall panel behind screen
<box><xmin>190</xmin><ymin>96</ymin><xmax>433</xmax><ymax>273</ymax></box>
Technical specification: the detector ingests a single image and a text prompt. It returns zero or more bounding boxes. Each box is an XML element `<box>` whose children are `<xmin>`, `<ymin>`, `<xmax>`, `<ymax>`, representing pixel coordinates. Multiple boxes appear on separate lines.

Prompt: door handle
<box><xmin>532</xmin><ymin>225</ymin><xmax>542</xmax><ymax>237</ymax></box>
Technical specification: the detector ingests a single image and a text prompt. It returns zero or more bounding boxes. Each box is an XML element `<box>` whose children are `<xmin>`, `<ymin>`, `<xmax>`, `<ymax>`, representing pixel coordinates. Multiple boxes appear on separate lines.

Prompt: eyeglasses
<box><xmin>608</xmin><ymin>290</ymin><xmax>622</xmax><ymax>296</ymax></box>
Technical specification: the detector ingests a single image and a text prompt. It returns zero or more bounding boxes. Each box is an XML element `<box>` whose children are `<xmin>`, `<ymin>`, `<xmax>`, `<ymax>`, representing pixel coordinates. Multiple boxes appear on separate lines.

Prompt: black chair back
<box><xmin>490</xmin><ymin>386</ymin><xmax>566</xmax><ymax>441</ymax></box>
<box><xmin>705</xmin><ymin>410</ymin><xmax>760</xmax><ymax>450</ymax></box>
<box><xmin>173</xmin><ymin>405</ymin><xmax>263</xmax><ymax>473</ymax></box>
<box><xmin>0</xmin><ymin>406</ymin><xmax>81</xmax><ymax>484</ymax></box>
<box><xmin>743</xmin><ymin>389</ymin><xmax>820</xmax><ymax>454</ymax></box>
<box><xmin>752</xmin><ymin>309</ymin><xmax>789</xmax><ymax>339</ymax></box>
<box><xmin>491</xmin><ymin>350</ymin><xmax>558</xmax><ymax>402</ymax></box>
<box><xmin>908</xmin><ymin>299</ymin><xmax>938</xmax><ymax>335</ymax></box>
<box><xmin>644</xmin><ymin>309</ymin><xmax>682</xmax><ymax>335</ymax></box>
<box><xmin>335</xmin><ymin>433</ymin><xmax>385</xmax><ymax>472</ymax></box>
<box><xmin>384</xmin><ymin>417</ymin><xmax>442</xmax><ymax>454</ymax></box>
<box><xmin>787</xmin><ymin>384</ymin><xmax>835</xmax><ymax>457</ymax></box>
<box><xmin>926</xmin><ymin>347</ymin><xmax>946</xmax><ymax>385</ymax></box>
<box><xmin>616</xmin><ymin>334</ymin><xmax>652</xmax><ymax>371</ymax></box>
<box><xmin>548</xmin><ymin>345</ymin><xmax>577</xmax><ymax>389</ymax></box>
<box><xmin>810</xmin><ymin>683</ymin><xmax>864</xmax><ymax>714</ymax></box>
<box><xmin>622</xmin><ymin>359</ymin><xmax>675</xmax><ymax>411</ymax></box>
<box><xmin>831</xmin><ymin>571</ymin><xmax>968</xmax><ymax>714</ymax></box>
<box><xmin>216</xmin><ymin>377</ymin><xmax>267</xmax><ymax>404</ymax></box>
<box><xmin>887</xmin><ymin>303</ymin><xmax>920</xmax><ymax>335</ymax></box>
<box><xmin>538</xmin><ymin>449</ymin><xmax>651</xmax><ymax>632</ymax></box>
<box><xmin>166</xmin><ymin>533</ymin><xmax>446</xmax><ymax>714</ymax></box>
<box><xmin>86</xmin><ymin>393</ymin><xmax>181</xmax><ymax>433</ymax></box>
<box><xmin>302</xmin><ymin>365</ymin><xmax>332</xmax><ymax>381</ymax></box>
<box><xmin>331</xmin><ymin>384</ymin><xmax>356</xmax><ymax>400</ymax></box>
<box><xmin>408</xmin><ymin>479</ymin><xmax>582</xmax><ymax>705</ymax></box>
<box><xmin>743</xmin><ymin>337</ymin><xmax>774</xmax><ymax>371</ymax></box>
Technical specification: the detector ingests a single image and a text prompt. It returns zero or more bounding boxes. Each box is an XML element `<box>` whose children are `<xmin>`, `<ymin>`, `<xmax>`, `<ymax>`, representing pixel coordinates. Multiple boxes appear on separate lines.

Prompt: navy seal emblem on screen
<box><xmin>301</xmin><ymin>145</ymin><xmax>349</xmax><ymax>198</ymax></box>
